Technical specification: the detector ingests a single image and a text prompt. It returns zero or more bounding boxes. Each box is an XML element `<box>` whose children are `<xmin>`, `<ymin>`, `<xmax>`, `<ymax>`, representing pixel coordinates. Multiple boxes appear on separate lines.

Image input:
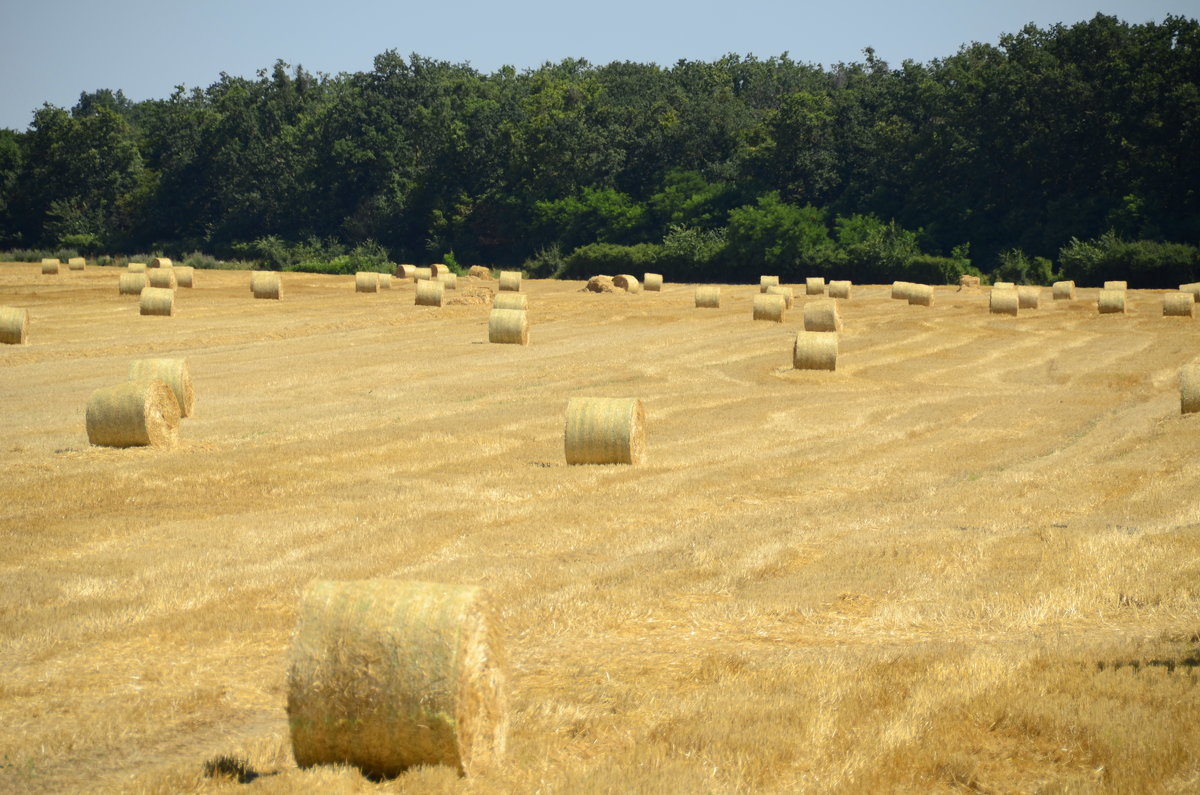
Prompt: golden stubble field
<box><xmin>1</xmin><ymin>264</ymin><xmax>1198</xmax><ymax>793</ymax></box>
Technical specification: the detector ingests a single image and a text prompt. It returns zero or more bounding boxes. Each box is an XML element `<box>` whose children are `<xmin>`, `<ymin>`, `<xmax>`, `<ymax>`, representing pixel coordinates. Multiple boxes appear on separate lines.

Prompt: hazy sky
<box><xmin>1</xmin><ymin>0</ymin><xmax>1196</xmax><ymax>131</ymax></box>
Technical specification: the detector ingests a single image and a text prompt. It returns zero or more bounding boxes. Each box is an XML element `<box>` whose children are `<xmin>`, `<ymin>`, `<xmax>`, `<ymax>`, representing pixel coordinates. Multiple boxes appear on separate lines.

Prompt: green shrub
<box><xmin>992</xmin><ymin>248</ymin><xmax>1060</xmax><ymax>285</ymax></box>
<box><xmin>521</xmin><ymin>244</ymin><xmax>566</xmax><ymax>279</ymax></box>
<box><xmin>903</xmin><ymin>255</ymin><xmax>982</xmax><ymax>285</ymax></box>
<box><xmin>183</xmin><ymin>251</ymin><xmax>221</xmax><ymax>270</ymax></box>
<box><xmin>1058</xmin><ymin>232</ymin><xmax>1198</xmax><ymax>287</ymax></box>
<box><xmin>561</xmin><ymin>242</ymin><xmax>661</xmax><ymax>280</ymax></box>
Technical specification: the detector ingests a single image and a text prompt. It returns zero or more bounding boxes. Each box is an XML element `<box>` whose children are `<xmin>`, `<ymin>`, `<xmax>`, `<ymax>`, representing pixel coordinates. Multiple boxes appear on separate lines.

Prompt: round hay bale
<box><xmin>68</xmin><ymin>256</ymin><xmax>86</xmax><ymax>271</ymax></box>
<box><xmin>1104</xmin><ymin>280</ymin><xmax>1128</xmax><ymax>291</ymax></box>
<box><xmin>0</xmin><ymin>306</ymin><xmax>29</xmax><ymax>345</ymax></box>
<box><xmin>1052</xmin><ymin>280</ymin><xmax>1076</xmax><ymax>300</ymax></box>
<box><xmin>1017</xmin><ymin>286</ymin><xmax>1040</xmax><ymax>309</ymax></box>
<box><xmin>355</xmin><ymin>272</ymin><xmax>379</xmax><ymax>293</ymax></box>
<box><xmin>468</xmin><ymin>265</ymin><xmax>492</xmax><ymax>280</ymax></box>
<box><xmin>1098</xmin><ymin>289</ymin><xmax>1126</xmax><ymax>314</ymax></box>
<box><xmin>396</xmin><ymin>264</ymin><xmax>416</xmax><ymax>280</ymax></box>
<box><xmin>585</xmin><ymin>275</ymin><xmax>615</xmax><ymax>293</ymax></box>
<box><xmin>1163</xmin><ymin>292</ymin><xmax>1194</xmax><ymax>317</ymax></box>
<box><xmin>766</xmin><ymin>285</ymin><xmax>794</xmax><ymax>309</ymax></box>
<box><xmin>174</xmin><ymin>266</ymin><xmax>194</xmax><ymax>288</ymax></box>
<box><xmin>416</xmin><ymin>279</ymin><xmax>445</xmax><ymax>307</ymax></box>
<box><xmin>41</xmin><ymin>259</ymin><xmax>60</xmax><ymax>275</ymax></box>
<box><xmin>86</xmin><ymin>378</ymin><xmax>180</xmax><ymax>448</ymax></box>
<box><xmin>139</xmin><ymin>287</ymin><xmax>175</xmax><ymax>316</ymax></box>
<box><xmin>118</xmin><ymin>273</ymin><xmax>148</xmax><ymax>296</ymax></box>
<box><xmin>150</xmin><ymin>257</ymin><xmax>173</xmax><ymax>268</ymax></box>
<box><xmin>613</xmin><ymin>274</ymin><xmax>641</xmax><ymax>294</ymax></box>
<box><xmin>430</xmin><ymin>263</ymin><xmax>450</xmax><ymax>277</ymax></box>
<box><xmin>148</xmin><ymin>268</ymin><xmax>177</xmax><ymax>290</ymax></box>
<box><xmin>805</xmin><ymin>277</ymin><xmax>825</xmax><ymax>296</ymax></box>
<box><xmin>907</xmin><ymin>284</ymin><xmax>934</xmax><ymax>307</ymax></box>
<box><xmin>992</xmin><ymin>281</ymin><xmax>1015</xmax><ymax>290</ymax></box>
<box><xmin>958</xmin><ymin>275</ymin><xmax>981</xmax><ymax>290</ymax></box>
<box><xmin>488</xmin><ymin>309</ymin><xmax>529</xmax><ymax>345</ymax></box>
<box><xmin>1182</xmin><ymin>364</ymin><xmax>1200</xmax><ymax>415</ymax></box>
<box><xmin>643</xmin><ymin>273</ymin><xmax>663</xmax><ymax>291</ymax></box>
<box><xmin>759</xmin><ymin>275</ymin><xmax>780</xmax><ymax>293</ymax></box>
<box><xmin>493</xmin><ymin>293</ymin><xmax>528</xmax><ymax>311</ymax></box>
<box><xmin>828</xmin><ymin>280</ymin><xmax>852</xmax><ymax>299</ymax></box>
<box><xmin>891</xmin><ymin>281</ymin><xmax>912</xmax><ymax>300</ymax></box>
<box><xmin>128</xmin><ymin>358</ymin><xmax>194</xmax><ymax>418</ymax></box>
<box><xmin>989</xmin><ymin>289</ymin><xmax>1019</xmax><ymax>316</ymax></box>
<box><xmin>498</xmin><ymin>271</ymin><xmax>522</xmax><ymax>292</ymax></box>
<box><xmin>414</xmin><ymin>267</ymin><xmax>433</xmax><ymax>282</ymax></box>
<box><xmin>753</xmin><ymin>293</ymin><xmax>786</xmax><ymax>322</ymax></box>
<box><xmin>378</xmin><ymin>274</ymin><xmax>392</xmax><ymax>290</ymax></box>
<box><xmin>793</xmin><ymin>331</ymin><xmax>837</xmax><ymax>371</ymax></box>
<box><xmin>252</xmin><ymin>272</ymin><xmax>282</xmax><ymax>300</ymax></box>
<box><xmin>803</xmin><ymin>299</ymin><xmax>842</xmax><ymax>331</ymax></box>
<box><xmin>564</xmin><ymin>397</ymin><xmax>646</xmax><ymax>465</ymax></box>
<box><xmin>287</xmin><ymin>579</ymin><xmax>508</xmax><ymax>778</ymax></box>
<box><xmin>439</xmin><ymin>272</ymin><xmax>458</xmax><ymax>290</ymax></box>
<box><xmin>128</xmin><ymin>262</ymin><xmax>147</xmax><ymax>273</ymax></box>
<box><xmin>1179</xmin><ymin>282</ymin><xmax>1200</xmax><ymax>303</ymax></box>
<box><xmin>695</xmin><ymin>285</ymin><xmax>720</xmax><ymax>308</ymax></box>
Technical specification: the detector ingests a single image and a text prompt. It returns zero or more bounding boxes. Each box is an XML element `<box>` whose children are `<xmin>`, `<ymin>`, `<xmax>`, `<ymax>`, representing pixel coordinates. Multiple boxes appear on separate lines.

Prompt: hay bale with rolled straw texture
<box><xmin>129</xmin><ymin>358</ymin><xmax>194</xmax><ymax>418</ymax></box>
<box><xmin>378</xmin><ymin>274</ymin><xmax>392</xmax><ymax>290</ymax></box>
<box><xmin>150</xmin><ymin>257</ymin><xmax>173</xmax><ymax>269</ymax></box>
<box><xmin>804</xmin><ymin>300</ymin><xmax>841</xmax><ymax>332</ymax></box>
<box><xmin>1164</xmin><ymin>292</ymin><xmax>1194</xmax><ymax>317</ymax></box>
<box><xmin>793</xmin><ymin>331</ymin><xmax>837</xmax><ymax>371</ymax></box>
<box><xmin>1017</xmin><ymin>286</ymin><xmax>1040</xmax><ymax>309</ymax></box>
<box><xmin>753</xmin><ymin>293</ymin><xmax>786</xmax><ymax>322</ymax></box>
<box><xmin>128</xmin><ymin>262</ymin><xmax>147</xmax><ymax>273</ymax></box>
<box><xmin>695</xmin><ymin>285</ymin><xmax>720</xmax><ymax>308</ymax></box>
<box><xmin>468</xmin><ymin>265</ymin><xmax>492</xmax><ymax>280</ymax></box>
<box><xmin>396</xmin><ymin>264</ymin><xmax>416</xmax><ymax>280</ymax></box>
<box><xmin>140</xmin><ymin>287</ymin><xmax>175</xmax><ymax>316</ymax></box>
<box><xmin>993</xmin><ymin>281</ymin><xmax>1015</xmax><ymax>290</ymax></box>
<box><xmin>907</xmin><ymin>284</ymin><xmax>934</xmax><ymax>306</ymax></box>
<box><xmin>613</xmin><ymin>274</ymin><xmax>641</xmax><ymax>293</ymax></box>
<box><xmin>760</xmin><ymin>275</ymin><xmax>779</xmax><ymax>293</ymax></box>
<box><xmin>175</xmin><ymin>266</ymin><xmax>194</xmax><ymax>288</ymax></box>
<box><xmin>68</xmin><ymin>256</ymin><xmax>86</xmax><ymax>271</ymax></box>
<box><xmin>805</xmin><ymin>277</ymin><xmax>825</xmax><ymax>296</ymax></box>
<box><xmin>439</xmin><ymin>272</ymin><xmax>458</xmax><ymax>290</ymax></box>
<box><xmin>414</xmin><ymin>267</ymin><xmax>433</xmax><ymax>282</ymax></box>
<box><xmin>891</xmin><ymin>281</ymin><xmax>912</xmax><ymax>300</ymax></box>
<box><xmin>41</xmin><ymin>258</ymin><xmax>60</xmax><ymax>275</ymax></box>
<box><xmin>1104</xmin><ymin>280</ymin><xmax>1128</xmax><ymax>291</ymax></box>
<box><xmin>287</xmin><ymin>579</ymin><xmax>508</xmax><ymax>778</ymax></box>
<box><xmin>493</xmin><ymin>293</ymin><xmax>527</xmax><ymax>311</ymax></box>
<box><xmin>828</xmin><ymin>280</ymin><xmax>852</xmax><ymax>299</ymax></box>
<box><xmin>148</xmin><ymin>268</ymin><xmax>177</xmax><ymax>289</ymax></box>
<box><xmin>990</xmin><ymin>289</ymin><xmax>1019</xmax><ymax>316</ymax></box>
<box><xmin>355</xmin><ymin>272</ymin><xmax>379</xmax><ymax>293</ymax></box>
<box><xmin>766</xmin><ymin>285</ymin><xmax>794</xmax><ymax>309</ymax></box>
<box><xmin>1052</xmin><ymin>280</ymin><xmax>1076</xmax><ymax>300</ymax></box>
<box><xmin>1098</xmin><ymin>289</ymin><xmax>1126</xmax><ymax>314</ymax></box>
<box><xmin>1180</xmin><ymin>282</ymin><xmax>1200</xmax><ymax>302</ymax></box>
<box><xmin>416</xmin><ymin>279</ymin><xmax>444</xmax><ymax>307</ymax></box>
<box><xmin>0</xmin><ymin>306</ymin><xmax>29</xmax><ymax>345</ymax></box>
<box><xmin>252</xmin><ymin>272</ymin><xmax>282</xmax><ymax>300</ymax></box>
<box><xmin>430</xmin><ymin>263</ymin><xmax>450</xmax><ymax>277</ymax></box>
<box><xmin>564</xmin><ymin>397</ymin><xmax>646</xmax><ymax>465</ymax></box>
<box><xmin>119</xmin><ymin>273</ymin><xmax>147</xmax><ymax>296</ymax></box>
<box><xmin>498</xmin><ymin>271</ymin><xmax>522</xmax><ymax>292</ymax></box>
<box><xmin>488</xmin><ymin>309</ymin><xmax>529</xmax><ymax>345</ymax></box>
<box><xmin>86</xmin><ymin>378</ymin><xmax>180</xmax><ymax>448</ymax></box>
<box><xmin>1182</xmin><ymin>364</ymin><xmax>1200</xmax><ymax>415</ymax></box>
<box><xmin>643</xmin><ymin>273</ymin><xmax>663</xmax><ymax>291</ymax></box>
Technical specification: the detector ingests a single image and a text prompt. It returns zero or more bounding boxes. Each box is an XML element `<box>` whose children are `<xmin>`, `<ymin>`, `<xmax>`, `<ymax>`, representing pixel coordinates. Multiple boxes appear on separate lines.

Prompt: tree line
<box><xmin>0</xmin><ymin>13</ymin><xmax>1197</xmax><ymax>285</ymax></box>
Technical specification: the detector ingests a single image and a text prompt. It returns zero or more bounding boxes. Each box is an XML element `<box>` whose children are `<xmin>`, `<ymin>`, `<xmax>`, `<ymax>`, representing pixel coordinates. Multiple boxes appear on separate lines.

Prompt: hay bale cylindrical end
<box><xmin>86</xmin><ymin>378</ymin><xmax>180</xmax><ymax>448</ymax></box>
<box><xmin>564</xmin><ymin>397</ymin><xmax>646</xmax><ymax>465</ymax></box>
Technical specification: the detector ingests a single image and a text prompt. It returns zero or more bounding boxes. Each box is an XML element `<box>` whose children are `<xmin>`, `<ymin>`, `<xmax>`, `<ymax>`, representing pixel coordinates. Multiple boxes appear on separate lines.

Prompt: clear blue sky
<box><xmin>1</xmin><ymin>0</ymin><xmax>1196</xmax><ymax>131</ymax></box>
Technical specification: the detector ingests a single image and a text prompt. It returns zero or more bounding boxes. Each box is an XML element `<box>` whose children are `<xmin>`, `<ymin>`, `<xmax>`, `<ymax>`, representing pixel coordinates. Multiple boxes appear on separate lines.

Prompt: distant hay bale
<box><xmin>828</xmin><ymin>280</ymin><xmax>852</xmax><ymax>299</ymax></box>
<box><xmin>416</xmin><ymin>279</ymin><xmax>445</xmax><ymax>307</ymax></box>
<box><xmin>86</xmin><ymin>378</ymin><xmax>180</xmax><ymax>448</ymax></box>
<box><xmin>68</xmin><ymin>256</ymin><xmax>86</xmax><ymax>271</ymax></box>
<box><xmin>493</xmin><ymin>293</ymin><xmax>527</xmax><ymax>311</ymax></box>
<box><xmin>0</xmin><ymin>306</ymin><xmax>29</xmax><ymax>345</ymax></box>
<box><xmin>958</xmin><ymin>275</ymin><xmax>981</xmax><ymax>290</ymax></box>
<box><xmin>488</xmin><ymin>309</ymin><xmax>529</xmax><ymax>345</ymax></box>
<box><xmin>613</xmin><ymin>274</ymin><xmax>641</xmax><ymax>293</ymax></box>
<box><xmin>128</xmin><ymin>358</ymin><xmax>194</xmax><ymax>418</ymax></box>
<box><xmin>128</xmin><ymin>262</ymin><xmax>147</xmax><ymax>273</ymax></box>
<box><xmin>1179</xmin><ymin>282</ymin><xmax>1200</xmax><ymax>302</ymax></box>
<box><xmin>1104</xmin><ymin>280</ymin><xmax>1128</xmax><ymax>291</ymax></box>
<box><xmin>430</xmin><ymin>263</ymin><xmax>450</xmax><ymax>277</ymax></box>
<box><xmin>1052</xmin><ymin>280</ymin><xmax>1076</xmax><ymax>300</ymax></box>
<box><xmin>439</xmin><ymin>272</ymin><xmax>458</xmax><ymax>290</ymax></box>
<box><xmin>287</xmin><ymin>579</ymin><xmax>508</xmax><ymax>778</ymax></box>
<box><xmin>993</xmin><ymin>281</ymin><xmax>1015</xmax><ymax>290</ymax></box>
<box><xmin>585</xmin><ymin>275</ymin><xmax>615</xmax><ymax>293</ymax></box>
<box><xmin>564</xmin><ymin>397</ymin><xmax>646</xmax><ymax>465</ymax></box>
<box><xmin>252</xmin><ymin>272</ymin><xmax>282</xmax><ymax>300</ymax></box>
<box><xmin>643</xmin><ymin>273</ymin><xmax>663</xmax><ymax>291</ymax></box>
<box><xmin>759</xmin><ymin>275</ymin><xmax>779</xmax><ymax>293</ymax></box>
<box><xmin>175</xmin><ymin>266</ymin><xmax>194</xmax><ymax>288</ymax></box>
<box><xmin>396</xmin><ymin>264</ymin><xmax>416</xmax><ymax>280</ymax></box>
<box><xmin>753</xmin><ymin>293</ymin><xmax>786</xmax><ymax>322</ymax></box>
<box><xmin>805</xmin><ymin>277</ymin><xmax>825</xmax><ymax>296</ymax></box>
<box><xmin>804</xmin><ymin>299</ymin><xmax>842</xmax><ymax>331</ymax></box>
<box><xmin>150</xmin><ymin>257</ymin><xmax>173</xmax><ymax>268</ymax></box>
<box><xmin>148</xmin><ymin>268</ymin><xmax>177</xmax><ymax>289</ymax></box>
<box><xmin>414</xmin><ymin>267</ymin><xmax>433</xmax><ymax>282</ymax></box>
<box><xmin>891</xmin><ymin>281</ymin><xmax>912</xmax><ymax>300</ymax></box>
<box><xmin>1017</xmin><ymin>286</ymin><xmax>1040</xmax><ymax>309</ymax></box>
<box><xmin>41</xmin><ymin>258</ymin><xmax>60</xmax><ymax>275</ymax></box>
<box><xmin>1183</xmin><ymin>364</ymin><xmax>1200</xmax><ymax>414</ymax></box>
<box><xmin>139</xmin><ymin>287</ymin><xmax>175</xmax><ymax>316</ymax></box>
<box><xmin>378</xmin><ymin>274</ymin><xmax>392</xmax><ymax>290</ymax></box>
<box><xmin>1163</xmin><ymin>292</ymin><xmax>1194</xmax><ymax>317</ymax></box>
<box><xmin>989</xmin><ymin>289</ymin><xmax>1019</xmax><ymax>316</ymax></box>
<box><xmin>766</xmin><ymin>285</ymin><xmax>794</xmax><ymax>309</ymax></box>
<box><xmin>468</xmin><ymin>265</ymin><xmax>492</xmax><ymax>280</ymax></box>
<box><xmin>356</xmin><ymin>272</ymin><xmax>379</xmax><ymax>293</ymax></box>
<box><xmin>1098</xmin><ymin>289</ymin><xmax>1126</xmax><ymax>314</ymax></box>
<box><xmin>907</xmin><ymin>284</ymin><xmax>934</xmax><ymax>306</ymax></box>
<box><xmin>119</xmin><ymin>273</ymin><xmax>148</xmax><ymax>295</ymax></box>
<box><xmin>695</xmin><ymin>285</ymin><xmax>720</xmax><ymax>308</ymax></box>
<box><xmin>498</xmin><ymin>271</ymin><xmax>522</xmax><ymax>292</ymax></box>
<box><xmin>793</xmin><ymin>331</ymin><xmax>837</xmax><ymax>371</ymax></box>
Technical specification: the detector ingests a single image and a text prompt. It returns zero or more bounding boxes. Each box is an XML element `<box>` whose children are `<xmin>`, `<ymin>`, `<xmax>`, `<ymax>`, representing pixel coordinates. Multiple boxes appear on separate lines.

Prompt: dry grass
<box><xmin>1</xmin><ymin>264</ymin><xmax>1200</xmax><ymax>793</ymax></box>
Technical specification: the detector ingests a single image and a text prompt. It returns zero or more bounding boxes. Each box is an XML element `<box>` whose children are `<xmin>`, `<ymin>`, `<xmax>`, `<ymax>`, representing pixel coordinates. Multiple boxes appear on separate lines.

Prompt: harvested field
<box><xmin>1</xmin><ymin>263</ymin><xmax>1199</xmax><ymax>793</ymax></box>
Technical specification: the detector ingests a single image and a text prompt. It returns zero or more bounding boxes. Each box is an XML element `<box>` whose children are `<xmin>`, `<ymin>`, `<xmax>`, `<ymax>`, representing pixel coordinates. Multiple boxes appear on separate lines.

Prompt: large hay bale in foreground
<box><xmin>613</xmin><ymin>274</ymin><xmax>641</xmax><ymax>293</ymax></box>
<box><xmin>907</xmin><ymin>284</ymin><xmax>934</xmax><ymax>307</ymax></box>
<box><xmin>287</xmin><ymin>579</ymin><xmax>508</xmax><ymax>778</ymax></box>
<box><xmin>1104</xmin><ymin>280</ymin><xmax>1128</xmax><ymax>291</ymax></box>
<box><xmin>804</xmin><ymin>300</ymin><xmax>841</xmax><ymax>331</ymax></box>
<box><xmin>378</xmin><ymin>274</ymin><xmax>392</xmax><ymax>290</ymax></box>
<box><xmin>396</xmin><ymin>264</ymin><xmax>416</xmax><ymax>281</ymax></box>
<box><xmin>468</xmin><ymin>265</ymin><xmax>492</xmax><ymax>280</ymax></box>
<box><xmin>793</xmin><ymin>331</ymin><xmax>837</xmax><ymax>371</ymax></box>
<box><xmin>148</xmin><ymin>268</ymin><xmax>177</xmax><ymax>289</ymax></box>
<box><xmin>174</xmin><ymin>266</ymin><xmax>194</xmax><ymax>288</ymax></box>
<box><xmin>753</xmin><ymin>293</ymin><xmax>786</xmax><ymax>322</ymax></box>
<box><xmin>493</xmin><ymin>293</ymin><xmax>528</xmax><ymax>311</ymax></box>
<box><xmin>695</xmin><ymin>285</ymin><xmax>720</xmax><ymax>308</ymax></box>
<box><xmin>128</xmin><ymin>262</ymin><xmax>147</xmax><ymax>273</ymax></box>
<box><xmin>41</xmin><ymin>258</ymin><xmax>60</xmax><ymax>275</ymax></box>
<box><xmin>1183</xmin><ymin>364</ymin><xmax>1200</xmax><ymax>415</ymax></box>
<box><xmin>439</xmin><ymin>273</ymin><xmax>458</xmax><ymax>290</ymax></box>
<box><xmin>643</xmin><ymin>273</ymin><xmax>663</xmax><ymax>291</ymax></box>
<box><xmin>1098</xmin><ymin>289</ymin><xmax>1126</xmax><ymax>314</ymax></box>
<box><xmin>766</xmin><ymin>284</ymin><xmax>794</xmax><ymax>309</ymax></box>
<box><xmin>150</xmin><ymin>257</ymin><xmax>173</xmax><ymax>268</ymax></box>
<box><xmin>1017</xmin><ymin>286</ymin><xmax>1040</xmax><ymax>309</ymax></box>
<box><xmin>498</xmin><ymin>271</ymin><xmax>521</xmax><ymax>292</ymax></box>
<box><xmin>416</xmin><ymin>279</ymin><xmax>445</xmax><ymax>307</ymax></box>
<box><xmin>1180</xmin><ymin>282</ymin><xmax>1200</xmax><ymax>303</ymax></box>
<box><xmin>759</xmin><ymin>275</ymin><xmax>779</xmax><ymax>293</ymax></box>
<box><xmin>139</xmin><ymin>287</ymin><xmax>175</xmax><ymax>316</ymax></box>
<box><xmin>355</xmin><ymin>272</ymin><xmax>379</xmax><ymax>293</ymax></box>
<box><xmin>0</xmin><ymin>306</ymin><xmax>29</xmax><ymax>345</ymax></box>
<box><xmin>128</xmin><ymin>358</ymin><xmax>195</xmax><ymax>418</ymax></box>
<box><xmin>990</xmin><ymin>289</ymin><xmax>1019</xmax><ymax>316</ymax></box>
<box><xmin>805</xmin><ymin>277</ymin><xmax>825</xmax><ymax>296</ymax></box>
<box><xmin>1164</xmin><ymin>292</ymin><xmax>1194</xmax><ymax>317</ymax></box>
<box><xmin>430</xmin><ymin>263</ymin><xmax>450</xmax><ymax>277</ymax></box>
<box><xmin>252</xmin><ymin>272</ymin><xmax>282</xmax><ymax>300</ymax></box>
<box><xmin>118</xmin><ymin>273</ymin><xmax>147</xmax><ymax>296</ymax></box>
<box><xmin>86</xmin><ymin>378</ymin><xmax>180</xmax><ymax>448</ymax></box>
<box><xmin>564</xmin><ymin>397</ymin><xmax>646</xmax><ymax>465</ymax></box>
<box><xmin>891</xmin><ymin>281</ymin><xmax>912</xmax><ymax>300</ymax></box>
<box><xmin>1052</xmin><ymin>280</ymin><xmax>1076</xmax><ymax>300</ymax></box>
<box><xmin>585</xmin><ymin>275</ymin><xmax>615</xmax><ymax>293</ymax></box>
<box><xmin>488</xmin><ymin>309</ymin><xmax>529</xmax><ymax>345</ymax></box>
<box><xmin>828</xmin><ymin>280</ymin><xmax>852</xmax><ymax>299</ymax></box>
<box><xmin>68</xmin><ymin>256</ymin><xmax>86</xmax><ymax>271</ymax></box>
